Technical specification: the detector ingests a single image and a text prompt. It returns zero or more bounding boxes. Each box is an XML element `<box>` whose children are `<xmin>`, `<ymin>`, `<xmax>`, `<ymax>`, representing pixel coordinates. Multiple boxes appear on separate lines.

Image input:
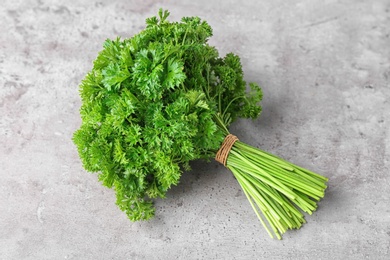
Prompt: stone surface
<box><xmin>1</xmin><ymin>0</ymin><xmax>389</xmax><ymax>259</ymax></box>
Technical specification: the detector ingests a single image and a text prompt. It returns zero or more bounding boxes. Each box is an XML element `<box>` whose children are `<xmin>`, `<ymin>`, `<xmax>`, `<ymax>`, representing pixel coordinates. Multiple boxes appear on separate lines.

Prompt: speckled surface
<box><xmin>1</xmin><ymin>0</ymin><xmax>390</xmax><ymax>259</ymax></box>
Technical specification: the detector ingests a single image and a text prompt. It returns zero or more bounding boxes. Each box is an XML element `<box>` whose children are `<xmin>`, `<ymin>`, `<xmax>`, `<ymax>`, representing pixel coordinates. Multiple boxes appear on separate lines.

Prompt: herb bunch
<box><xmin>73</xmin><ymin>9</ymin><xmax>327</xmax><ymax>239</ymax></box>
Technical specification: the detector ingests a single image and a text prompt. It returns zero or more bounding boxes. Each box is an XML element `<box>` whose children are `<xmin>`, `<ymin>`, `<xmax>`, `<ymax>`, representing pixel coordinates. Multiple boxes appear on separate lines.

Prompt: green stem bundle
<box><xmin>225</xmin><ymin>140</ymin><xmax>328</xmax><ymax>239</ymax></box>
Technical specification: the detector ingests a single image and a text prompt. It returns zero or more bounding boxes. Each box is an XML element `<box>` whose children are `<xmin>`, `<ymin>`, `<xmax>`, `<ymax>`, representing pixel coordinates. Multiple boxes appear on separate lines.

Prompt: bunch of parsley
<box><xmin>73</xmin><ymin>9</ymin><xmax>328</xmax><ymax>239</ymax></box>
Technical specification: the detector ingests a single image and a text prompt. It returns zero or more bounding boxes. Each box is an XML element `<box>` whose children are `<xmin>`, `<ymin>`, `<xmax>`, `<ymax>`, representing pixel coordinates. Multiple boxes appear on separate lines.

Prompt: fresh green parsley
<box><xmin>73</xmin><ymin>9</ymin><xmax>328</xmax><ymax>239</ymax></box>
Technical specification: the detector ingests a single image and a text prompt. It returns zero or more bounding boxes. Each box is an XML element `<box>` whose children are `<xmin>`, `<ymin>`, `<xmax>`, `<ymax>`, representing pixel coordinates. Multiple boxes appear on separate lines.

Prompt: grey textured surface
<box><xmin>1</xmin><ymin>0</ymin><xmax>390</xmax><ymax>259</ymax></box>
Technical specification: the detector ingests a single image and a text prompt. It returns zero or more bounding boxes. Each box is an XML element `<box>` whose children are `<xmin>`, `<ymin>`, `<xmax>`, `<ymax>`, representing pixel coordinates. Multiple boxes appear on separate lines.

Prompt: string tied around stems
<box><xmin>215</xmin><ymin>134</ymin><xmax>239</xmax><ymax>166</ymax></box>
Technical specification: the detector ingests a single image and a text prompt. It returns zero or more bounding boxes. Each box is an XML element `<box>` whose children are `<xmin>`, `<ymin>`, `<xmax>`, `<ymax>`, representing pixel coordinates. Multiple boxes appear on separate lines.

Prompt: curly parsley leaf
<box><xmin>73</xmin><ymin>8</ymin><xmax>262</xmax><ymax>221</ymax></box>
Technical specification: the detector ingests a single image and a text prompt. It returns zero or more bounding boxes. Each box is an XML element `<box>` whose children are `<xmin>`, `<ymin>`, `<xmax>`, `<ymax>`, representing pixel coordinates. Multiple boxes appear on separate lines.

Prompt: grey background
<box><xmin>1</xmin><ymin>0</ymin><xmax>389</xmax><ymax>259</ymax></box>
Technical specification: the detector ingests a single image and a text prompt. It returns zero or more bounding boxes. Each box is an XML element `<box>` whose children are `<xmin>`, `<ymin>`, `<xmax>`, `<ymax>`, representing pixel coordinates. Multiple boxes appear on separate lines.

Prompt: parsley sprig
<box><xmin>73</xmin><ymin>9</ymin><xmax>327</xmax><ymax>239</ymax></box>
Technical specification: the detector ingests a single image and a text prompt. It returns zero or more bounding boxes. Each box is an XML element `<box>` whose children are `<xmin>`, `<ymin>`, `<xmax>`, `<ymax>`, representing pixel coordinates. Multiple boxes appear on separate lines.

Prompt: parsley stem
<box><xmin>221</xmin><ymin>95</ymin><xmax>244</xmax><ymax>119</ymax></box>
<box><xmin>213</xmin><ymin>114</ymin><xmax>229</xmax><ymax>135</ymax></box>
<box><xmin>225</xmin><ymin>140</ymin><xmax>328</xmax><ymax>239</ymax></box>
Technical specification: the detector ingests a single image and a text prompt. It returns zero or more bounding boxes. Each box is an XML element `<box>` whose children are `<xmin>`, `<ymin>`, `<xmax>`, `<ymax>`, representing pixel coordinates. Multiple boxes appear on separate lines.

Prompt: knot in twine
<box><xmin>215</xmin><ymin>134</ymin><xmax>239</xmax><ymax>166</ymax></box>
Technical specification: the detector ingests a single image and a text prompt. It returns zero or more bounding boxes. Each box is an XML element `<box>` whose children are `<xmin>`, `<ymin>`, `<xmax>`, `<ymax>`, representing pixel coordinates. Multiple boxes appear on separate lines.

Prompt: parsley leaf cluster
<box><xmin>73</xmin><ymin>9</ymin><xmax>262</xmax><ymax>221</ymax></box>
